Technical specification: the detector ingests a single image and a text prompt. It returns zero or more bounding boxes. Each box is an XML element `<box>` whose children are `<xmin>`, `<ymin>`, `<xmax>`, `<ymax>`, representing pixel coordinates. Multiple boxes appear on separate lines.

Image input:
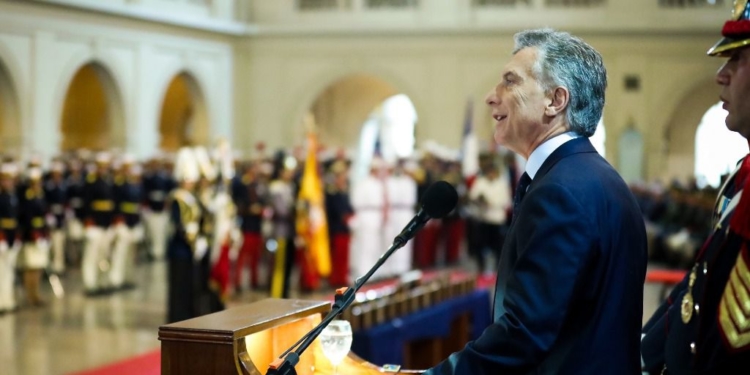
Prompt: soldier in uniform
<box><xmin>142</xmin><ymin>155</ymin><xmax>174</xmax><ymax>261</ymax></box>
<box><xmin>324</xmin><ymin>160</ymin><xmax>354</xmax><ymax>287</ymax></box>
<box><xmin>641</xmin><ymin>2</ymin><xmax>750</xmax><ymax>373</ymax></box>
<box><xmin>17</xmin><ymin>168</ymin><xmax>49</xmax><ymax>307</ymax></box>
<box><xmin>81</xmin><ymin>152</ymin><xmax>116</xmax><ymax>295</ymax></box>
<box><xmin>0</xmin><ymin>162</ymin><xmax>20</xmax><ymax>313</ymax></box>
<box><xmin>268</xmin><ymin>156</ymin><xmax>298</xmax><ymax>298</ymax></box>
<box><xmin>110</xmin><ymin>155</ymin><xmax>143</xmax><ymax>290</ymax></box>
<box><xmin>65</xmin><ymin>159</ymin><xmax>86</xmax><ymax>266</ymax></box>
<box><xmin>233</xmin><ymin>160</ymin><xmax>267</xmax><ymax>292</ymax></box>
<box><xmin>349</xmin><ymin>157</ymin><xmax>389</xmax><ymax>281</ymax></box>
<box><xmin>44</xmin><ymin>161</ymin><xmax>68</xmax><ymax>275</ymax></box>
<box><xmin>383</xmin><ymin>158</ymin><xmax>417</xmax><ymax>277</ymax></box>
<box><xmin>166</xmin><ymin>147</ymin><xmax>204</xmax><ymax>323</ymax></box>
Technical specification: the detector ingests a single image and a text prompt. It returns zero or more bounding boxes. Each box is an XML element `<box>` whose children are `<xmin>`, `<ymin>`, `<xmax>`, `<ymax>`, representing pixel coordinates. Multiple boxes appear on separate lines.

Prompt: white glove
<box><xmin>0</xmin><ymin>240</ymin><xmax>8</xmax><ymax>254</ymax></box>
<box><xmin>194</xmin><ymin>236</ymin><xmax>208</xmax><ymax>261</ymax></box>
<box><xmin>36</xmin><ymin>238</ymin><xmax>50</xmax><ymax>253</ymax></box>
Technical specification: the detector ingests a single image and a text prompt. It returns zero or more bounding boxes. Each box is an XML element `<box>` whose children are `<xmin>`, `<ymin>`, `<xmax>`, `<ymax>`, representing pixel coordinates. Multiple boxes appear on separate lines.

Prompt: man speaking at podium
<box><xmin>425</xmin><ymin>28</ymin><xmax>648</xmax><ymax>375</ymax></box>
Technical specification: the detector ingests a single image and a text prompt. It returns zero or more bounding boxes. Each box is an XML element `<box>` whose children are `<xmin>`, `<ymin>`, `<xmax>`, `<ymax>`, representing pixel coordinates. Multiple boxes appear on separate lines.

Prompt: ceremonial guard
<box><xmin>349</xmin><ymin>157</ymin><xmax>388</xmax><ymax>281</ymax></box>
<box><xmin>81</xmin><ymin>152</ymin><xmax>116</xmax><ymax>295</ymax></box>
<box><xmin>111</xmin><ymin>155</ymin><xmax>143</xmax><ymax>290</ymax></box>
<box><xmin>641</xmin><ymin>2</ymin><xmax>750</xmax><ymax>372</ymax></box>
<box><xmin>324</xmin><ymin>160</ymin><xmax>354</xmax><ymax>287</ymax></box>
<box><xmin>233</xmin><ymin>161</ymin><xmax>267</xmax><ymax>292</ymax></box>
<box><xmin>166</xmin><ymin>147</ymin><xmax>204</xmax><ymax>323</ymax></box>
<box><xmin>268</xmin><ymin>158</ymin><xmax>298</xmax><ymax>298</ymax></box>
<box><xmin>0</xmin><ymin>162</ymin><xmax>20</xmax><ymax>313</ymax></box>
<box><xmin>207</xmin><ymin>140</ymin><xmax>238</xmax><ymax>302</ymax></box>
<box><xmin>193</xmin><ymin>146</ymin><xmax>225</xmax><ymax>314</ymax></box>
<box><xmin>383</xmin><ymin>158</ymin><xmax>416</xmax><ymax>277</ymax></box>
<box><xmin>17</xmin><ymin>168</ymin><xmax>49</xmax><ymax>307</ymax></box>
<box><xmin>142</xmin><ymin>155</ymin><xmax>173</xmax><ymax>261</ymax></box>
<box><xmin>438</xmin><ymin>161</ymin><xmax>466</xmax><ymax>266</ymax></box>
<box><xmin>44</xmin><ymin>161</ymin><xmax>68</xmax><ymax>275</ymax></box>
<box><xmin>412</xmin><ymin>153</ymin><xmax>439</xmax><ymax>269</ymax></box>
<box><xmin>65</xmin><ymin>159</ymin><xmax>86</xmax><ymax>265</ymax></box>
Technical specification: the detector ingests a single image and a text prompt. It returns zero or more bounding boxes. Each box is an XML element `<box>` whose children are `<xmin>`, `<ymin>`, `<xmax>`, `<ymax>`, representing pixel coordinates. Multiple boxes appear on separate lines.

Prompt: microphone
<box><xmin>393</xmin><ymin>180</ymin><xmax>459</xmax><ymax>247</ymax></box>
<box><xmin>266</xmin><ymin>180</ymin><xmax>458</xmax><ymax>375</ymax></box>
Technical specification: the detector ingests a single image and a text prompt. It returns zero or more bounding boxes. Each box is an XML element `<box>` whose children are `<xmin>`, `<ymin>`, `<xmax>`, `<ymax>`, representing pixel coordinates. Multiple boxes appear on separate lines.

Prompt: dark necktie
<box><xmin>512</xmin><ymin>172</ymin><xmax>531</xmax><ymax>221</ymax></box>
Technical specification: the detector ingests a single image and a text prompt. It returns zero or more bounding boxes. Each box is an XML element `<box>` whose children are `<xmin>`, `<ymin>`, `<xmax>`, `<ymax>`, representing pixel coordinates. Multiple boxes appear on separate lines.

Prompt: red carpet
<box><xmin>67</xmin><ymin>349</ymin><xmax>161</xmax><ymax>375</ymax></box>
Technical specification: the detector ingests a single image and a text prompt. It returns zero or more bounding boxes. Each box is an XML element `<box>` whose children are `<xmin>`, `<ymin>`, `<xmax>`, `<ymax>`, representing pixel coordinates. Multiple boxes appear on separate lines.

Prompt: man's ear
<box><xmin>544</xmin><ymin>87</ymin><xmax>569</xmax><ymax>117</ymax></box>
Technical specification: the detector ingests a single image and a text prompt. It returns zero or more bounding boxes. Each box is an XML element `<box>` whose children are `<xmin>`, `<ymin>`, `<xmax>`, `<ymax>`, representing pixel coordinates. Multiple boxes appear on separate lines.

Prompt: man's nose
<box><xmin>485</xmin><ymin>89</ymin><xmax>498</xmax><ymax>106</ymax></box>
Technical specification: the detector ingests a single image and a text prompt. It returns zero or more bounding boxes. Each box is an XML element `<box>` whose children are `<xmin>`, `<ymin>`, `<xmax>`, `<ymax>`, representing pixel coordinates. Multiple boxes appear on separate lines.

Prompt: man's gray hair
<box><xmin>513</xmin><ymin>28</ymin><xmax>607</xmax><ymax>137</ymax></box>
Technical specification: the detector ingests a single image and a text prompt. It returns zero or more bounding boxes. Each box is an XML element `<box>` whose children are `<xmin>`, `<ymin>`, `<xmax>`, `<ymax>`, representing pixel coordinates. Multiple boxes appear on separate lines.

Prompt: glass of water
<box><xmin>318</xmin><ymin>320</ymin><xmax>353</xmax><ymax>375</ymax></box>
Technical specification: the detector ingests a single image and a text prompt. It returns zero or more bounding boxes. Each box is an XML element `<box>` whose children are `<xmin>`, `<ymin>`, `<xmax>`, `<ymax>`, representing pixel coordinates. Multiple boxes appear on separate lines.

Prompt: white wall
<box><xmin>0</xmin><ymin>1</ymin><xmax>234</xmax><ymax>160</ymax></box>
<box><xmin>236</xmin><ymin>32</ymin><xmax>723</xmax><ymax>182</ymax></box>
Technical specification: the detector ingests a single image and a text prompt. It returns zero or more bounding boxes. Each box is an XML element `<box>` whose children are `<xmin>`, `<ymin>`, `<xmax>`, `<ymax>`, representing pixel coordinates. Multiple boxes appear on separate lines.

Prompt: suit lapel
<box><xmin>533</xmin><ymin>137</ymin><xmax>598</xmax><ymax>184</ymax></box>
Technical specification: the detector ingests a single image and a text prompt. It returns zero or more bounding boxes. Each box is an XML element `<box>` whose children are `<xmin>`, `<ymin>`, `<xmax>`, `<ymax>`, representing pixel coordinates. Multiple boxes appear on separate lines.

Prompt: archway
<box><xmin>694</xmin><ymin>102</ymin><xmax>748</xmax><ymax>188</ymax></box>
<box><xmin>304</xmin><ymin>74</ymin><xmax>417</xmax><ymax>182</ymax></box>
<box><xmin>662</xmin><ymin>78</ymin><xmax>721</xmax><ymax>185</ymax></box>
<box><xmin>60</xmin><ymin>62</ymin><xmax>125</xmax><ymax>152</ymax></box>
<box><xmin>158</xmin><ymin>72</ymin><xmax>210</xmax><ymax>151</ymax></box>
<box><xmin>0</xmin><ymin>59</ymin><xmax>20</xmax><ymax>156</ymax></box>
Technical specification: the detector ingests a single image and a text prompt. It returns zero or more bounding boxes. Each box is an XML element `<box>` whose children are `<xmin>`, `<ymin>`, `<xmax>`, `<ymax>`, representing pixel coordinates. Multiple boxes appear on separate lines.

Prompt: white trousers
<box><xmin>0</xmin><ymin>243</ymin><xmax>19</xmax><ymax>311</ymax></box>
<box><xmin>82</xmin><ymin>227</ymin><xmax>115</xmax><ymax>292</ymax></box>
<box><xmin>50</xmin><ymin>230</ymin><xmax>66</xmax><ymax>274</ymax></box>
<box><xmin>144</xmin><ymin>211</ymin><xmax>168</xmax><ymax>260</ymax></box>
<box><xmin>109</xmin><ymin>223</ymin><xmax>136</xmax><ymax>289</ymax></box>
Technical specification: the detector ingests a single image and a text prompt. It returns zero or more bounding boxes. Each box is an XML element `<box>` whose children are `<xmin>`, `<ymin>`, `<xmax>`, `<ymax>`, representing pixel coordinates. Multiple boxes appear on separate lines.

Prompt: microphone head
<box><xmin>421</xmin><ymin>180</ymin><xmax>458</xmax><ymax>218</ymax></box>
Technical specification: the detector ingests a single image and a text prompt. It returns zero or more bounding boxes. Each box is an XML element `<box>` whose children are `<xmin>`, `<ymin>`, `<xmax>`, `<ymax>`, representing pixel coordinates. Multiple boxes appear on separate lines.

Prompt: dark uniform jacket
<box><xmin>233</xmin><ymin>175</ymin><xmax>266</xmax><ymax>234</ymax></box>
<box><xmin>642</xmin><ymin>155</ymin><xmax>750</xmax><ymax>374</ymax></box>
<box><xmin>18</xmin><ymin>186</ymin><xmax>48</xmax><ymax>242</ymax></box>
<box><xmin>113</xmin><ymin>175</ymin><xmax>143</xmax><ymax>228</ymax></box>
<box><xmin>143</xmin><ymin>171</ymin><xmax>174</xmax><ymax>213</ymax></box>
<box><xmin>0</xmin><ymin>189</ymin><xmax>19</xmax><ymax>245</ymax></box>
<box><xmin>83</xmin><ymin>173</ymin><xmax>115</xmax><ymax>228</ymax></box>
<box><xmin>325</xmin><ymin>185</ymin><xmax>354</xmax><ymax>235</ymax></box>
<box><xmin>43</xmin><ymin>178</ymin><xmax>67</xmax><ymax>230</ymax></box>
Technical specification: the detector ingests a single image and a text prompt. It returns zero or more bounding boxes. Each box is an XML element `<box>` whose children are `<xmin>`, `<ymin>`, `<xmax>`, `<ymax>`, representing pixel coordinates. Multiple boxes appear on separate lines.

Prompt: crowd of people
<box><xmin>0</xmin><ymin>136</ymin><xmax>527</xmax><ymax>321</ymax></box>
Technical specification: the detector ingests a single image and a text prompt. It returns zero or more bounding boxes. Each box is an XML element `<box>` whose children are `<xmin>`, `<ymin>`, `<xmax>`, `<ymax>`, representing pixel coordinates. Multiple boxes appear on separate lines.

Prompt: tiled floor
<box><xmin>0</xmin><ymin>259</ymin><xmax>667</xmax><ymax>375</ymax></box>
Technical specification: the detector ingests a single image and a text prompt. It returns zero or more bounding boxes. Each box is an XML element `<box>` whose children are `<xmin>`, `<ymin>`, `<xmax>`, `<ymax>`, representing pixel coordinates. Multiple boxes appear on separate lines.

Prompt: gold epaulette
<box><xmin>86</xmin><ymin>173</ymin><xmax>97</xmax><ymax>184</ymax></box>
<box><xmin>718</xmin><ymin>247</ymin><xmax>750</xmax><ymax>350</ymax></box>
<box><xmin>114</xmin><ymin>175</ymin><xmax>125</xmax><ymax>186</ymax></box>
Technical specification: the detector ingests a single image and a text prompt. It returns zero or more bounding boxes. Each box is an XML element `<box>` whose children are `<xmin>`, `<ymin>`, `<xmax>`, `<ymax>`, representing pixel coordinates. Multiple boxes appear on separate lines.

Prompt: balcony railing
<box><xmin>544</xmin><ymin>0</ymin><xmax>606</xmax><ymax>6</ymax></box>
<box><xmin>658</xmin><ymin>0</ymin><xmax>725</xmax><ymax>7</ymax></box>
<box><xmin>365</xmin><ymin>0</ymin><xmax>419</xmax><ymax>9</ymax></box>
<box><xmin>473</xmin><ymin>0</ymin><xmax>532</xmax><ymax>6</ymax></box>
<box><xmin>297</xmin><ymin>0</ymin><xmax>349</xmax><ymax>11</ymax></box>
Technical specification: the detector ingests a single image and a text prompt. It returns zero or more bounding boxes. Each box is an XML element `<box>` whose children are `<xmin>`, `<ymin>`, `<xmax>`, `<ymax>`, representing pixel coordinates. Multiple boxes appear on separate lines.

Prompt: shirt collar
<box><xmin>525</xmin><ymin>131</ymin><xmax>581</xmax><ymax>179</ymax></box>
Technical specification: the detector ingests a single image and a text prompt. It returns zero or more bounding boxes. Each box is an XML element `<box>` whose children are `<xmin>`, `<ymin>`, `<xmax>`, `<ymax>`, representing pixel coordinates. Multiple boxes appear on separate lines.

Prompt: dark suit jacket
<box><xmin>426</xmin><ymin>137</ymin><xmax>648</xmax><ymax>375</ymax></box>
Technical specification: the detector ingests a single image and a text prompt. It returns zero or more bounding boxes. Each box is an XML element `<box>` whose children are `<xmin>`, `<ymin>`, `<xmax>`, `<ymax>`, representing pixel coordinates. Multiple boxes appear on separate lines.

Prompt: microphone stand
<box><xmin>266</xmin><ymin>236</ymin><xmax>412</xmax><ymax>375</ymax></box>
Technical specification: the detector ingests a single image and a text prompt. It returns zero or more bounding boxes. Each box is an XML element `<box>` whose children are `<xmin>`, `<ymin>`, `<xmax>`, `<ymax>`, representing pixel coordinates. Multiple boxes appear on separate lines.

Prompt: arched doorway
<box><xmin>305</xmin><ymin>74</ymin><xmax>417</xmax><ymax>182</ymax></box>
<box><xmin>158</xmin><ymin>72</ymin><xmax>210</xmax><ymax>151</ymax></box>
<box><xmin>60</xmin><ymin>62</ymin><xmax>125</xmax><ymax>152</ymax></box>
<box><xmin>662</xmin><ymin>78</ymin><xmax>720</xmax><ymax>185</ymax></box>
<box><xmin>694</xmin><ymin>102</ymin><xmax>748</xmax><ymax>188</ymax></box>
<box><xmin>0</xmin><ymin>59</ymin><xmax>20</xmax><ymax>156</ymax></box>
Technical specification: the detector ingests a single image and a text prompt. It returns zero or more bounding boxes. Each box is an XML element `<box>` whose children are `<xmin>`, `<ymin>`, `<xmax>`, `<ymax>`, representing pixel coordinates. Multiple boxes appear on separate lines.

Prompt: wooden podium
<box><xmin>159</xmin><ymin>298</ymin><xmax>422</xmax><ymax>375</ymax></box>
